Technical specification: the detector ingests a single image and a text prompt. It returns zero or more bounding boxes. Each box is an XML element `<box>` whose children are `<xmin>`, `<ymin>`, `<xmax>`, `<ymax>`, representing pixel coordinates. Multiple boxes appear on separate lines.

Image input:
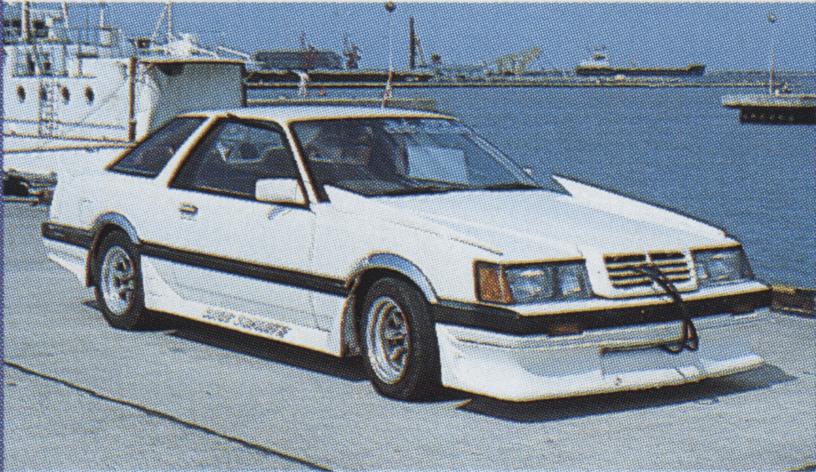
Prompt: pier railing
<box><xmin>721</xmin><ymin>94</ymin><xmax>816</xmax><ymax>106</ymax></box>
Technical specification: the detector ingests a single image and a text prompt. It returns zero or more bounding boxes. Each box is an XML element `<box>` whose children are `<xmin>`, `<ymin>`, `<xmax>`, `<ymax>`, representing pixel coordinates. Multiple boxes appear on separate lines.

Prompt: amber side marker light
<box><xmin>475</xmin><ymin>262</ymin><xmax>512</xmax><ymax>304</ymax></box>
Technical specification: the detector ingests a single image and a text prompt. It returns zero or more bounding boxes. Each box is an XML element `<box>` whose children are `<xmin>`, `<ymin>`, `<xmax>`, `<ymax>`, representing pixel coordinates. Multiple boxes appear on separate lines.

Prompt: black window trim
<box><xmin>167</xmin><ymin>115</ymin><xmax>312</xmax><ymax>208</ymax></box>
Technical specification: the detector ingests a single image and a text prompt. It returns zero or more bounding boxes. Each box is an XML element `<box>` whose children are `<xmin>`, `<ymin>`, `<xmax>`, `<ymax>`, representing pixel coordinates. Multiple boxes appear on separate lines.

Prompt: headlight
<box><xmin>475</xmin><ymin>261</ymin><xmax>592</xmax><ymax>304</ymax></box>
<box><xmin>692</xmin><ymin>247</ymin><xmax>754</xmax><ymax>287</ymax></box>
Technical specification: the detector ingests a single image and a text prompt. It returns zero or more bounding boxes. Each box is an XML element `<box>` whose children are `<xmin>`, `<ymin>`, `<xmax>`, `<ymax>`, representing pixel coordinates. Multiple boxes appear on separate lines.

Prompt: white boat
<box><xmin>2</xmin><ymin>1</ymin><xmax>248</xmax><ymax>197</ymax></box>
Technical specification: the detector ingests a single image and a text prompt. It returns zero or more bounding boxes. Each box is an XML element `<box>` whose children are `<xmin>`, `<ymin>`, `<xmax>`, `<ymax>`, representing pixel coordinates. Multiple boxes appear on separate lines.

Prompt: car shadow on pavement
<box><xmin>456</xmin><ymin>364</ymin><xmax>795</xmax><ymax>423</ymax></box>
<box><xmin>167</xmin><ymin>315</ymin><xmax>370</xmax><ymax>382</ymax></box>
<box><xmin>82</xmin><ymin>300</ymin><xmax>370</xmax><ymax>381</ymax></box>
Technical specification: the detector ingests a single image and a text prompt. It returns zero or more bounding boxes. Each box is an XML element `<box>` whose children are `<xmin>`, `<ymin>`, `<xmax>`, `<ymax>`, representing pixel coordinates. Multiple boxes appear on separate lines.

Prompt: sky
<box><xmin>50</xmin><ymin>2</ymin><xmax>816</xmax><ymax>72</ymax></box>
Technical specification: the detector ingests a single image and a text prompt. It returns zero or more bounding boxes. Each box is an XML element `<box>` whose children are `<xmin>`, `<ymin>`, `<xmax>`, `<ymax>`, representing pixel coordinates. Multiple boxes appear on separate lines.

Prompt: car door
<box><xmin>145</xmin><ymin>118</ymin><xmax>320</xmax><ymax>328</ymax></box>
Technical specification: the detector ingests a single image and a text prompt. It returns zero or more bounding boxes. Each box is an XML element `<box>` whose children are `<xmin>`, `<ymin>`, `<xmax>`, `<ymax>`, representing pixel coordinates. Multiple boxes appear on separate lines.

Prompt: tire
<box><xmin>94</xmin><ymin>231</ymin><xmax>150</xmax><ymax>330</ymax></box>
<box><xmin>361</xmin><ymin>277</ymin><xmax>441</xmax><ymax>401</ymax></box>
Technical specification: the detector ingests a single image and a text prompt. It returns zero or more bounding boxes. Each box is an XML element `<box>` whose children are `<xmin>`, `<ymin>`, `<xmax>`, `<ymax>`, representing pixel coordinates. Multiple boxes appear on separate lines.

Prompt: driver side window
<box><xmin>171</xmin><ymin>120</ymin><xmax>300</xmax><ymax>200</ymax></box>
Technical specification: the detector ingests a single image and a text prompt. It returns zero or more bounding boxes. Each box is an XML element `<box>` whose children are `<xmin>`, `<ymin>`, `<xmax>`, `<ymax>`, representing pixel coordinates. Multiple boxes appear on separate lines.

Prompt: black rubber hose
<box><xmin>634</xmin><ymin>264</ymin><xmax>699</xmax><ymax>354</ymax></box>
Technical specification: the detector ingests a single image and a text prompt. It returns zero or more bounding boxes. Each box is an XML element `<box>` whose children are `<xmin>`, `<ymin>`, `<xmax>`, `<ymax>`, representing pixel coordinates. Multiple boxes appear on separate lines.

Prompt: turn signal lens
<box><xmin>475</xmin><ymin>262</ymin><xmax>511</xmax><ymax>304</ymax></box>
<box><xmin>475</xmin><ymin>260</ymin><xmax>592</xmax><ymax>304</ymax></box>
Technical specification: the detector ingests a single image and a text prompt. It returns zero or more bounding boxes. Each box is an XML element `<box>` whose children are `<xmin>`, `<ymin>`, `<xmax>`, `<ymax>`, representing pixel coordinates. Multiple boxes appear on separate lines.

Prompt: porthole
<box><xmin>61</xmin><ymin>85</ymin><xmax>70</xmax><ymax>104</ymax></box>
<box><xmin>16</xmin><ymin>85</ymin><xmax>25</xmax><ymax>103</ymax></box>
<box><xmin>85</xmin><ymin>86</ymin><xmax>94</xmax><ymax>105</ymax></box>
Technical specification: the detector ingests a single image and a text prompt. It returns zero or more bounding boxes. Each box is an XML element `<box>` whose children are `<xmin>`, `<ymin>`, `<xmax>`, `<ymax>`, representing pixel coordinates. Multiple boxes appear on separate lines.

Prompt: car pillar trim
<box><xmin>282</xmin><ymin>127</ymin><xmax>320</xmax><ymax>204</ymax></box>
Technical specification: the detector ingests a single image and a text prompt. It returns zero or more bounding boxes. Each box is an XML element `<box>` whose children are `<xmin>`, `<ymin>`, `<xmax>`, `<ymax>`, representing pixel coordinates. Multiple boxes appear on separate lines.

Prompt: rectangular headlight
<box><xmin>692</xmin><ymin>247</ymin><xmax>754</xmax><ymax>287</ymax></box>
<box><xmin>476</xmin><ymin>261</ymin><xmax>592</xmax><ymax>304</ymax></box>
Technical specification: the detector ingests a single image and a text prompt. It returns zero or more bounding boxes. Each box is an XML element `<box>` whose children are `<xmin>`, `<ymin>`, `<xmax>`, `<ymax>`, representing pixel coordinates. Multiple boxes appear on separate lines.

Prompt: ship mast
<box><xmin>168</xmin><ymin>0</ymin><xmax>173</xmax><ymax>42</ymax></box>
<box><xmin>767</xmin><ymin>11</ymin><xmax>775</xmax><ymax>95</ymax></box>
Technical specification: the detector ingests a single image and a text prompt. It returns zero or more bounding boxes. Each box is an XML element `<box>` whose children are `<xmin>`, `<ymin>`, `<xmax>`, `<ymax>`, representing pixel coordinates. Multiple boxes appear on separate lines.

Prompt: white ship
<box><xmin>2</xmin><ymin>2</ymin><xmax>249</xmax><ymax>198</ymax></box>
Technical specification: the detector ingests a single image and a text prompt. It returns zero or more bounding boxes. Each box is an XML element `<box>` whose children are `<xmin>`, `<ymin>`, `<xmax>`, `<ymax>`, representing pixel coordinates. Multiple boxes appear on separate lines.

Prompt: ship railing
<box><xmin>721</xmin><ymin>94</ymin><xmax>816</xmax><ymax>106</ymax></box>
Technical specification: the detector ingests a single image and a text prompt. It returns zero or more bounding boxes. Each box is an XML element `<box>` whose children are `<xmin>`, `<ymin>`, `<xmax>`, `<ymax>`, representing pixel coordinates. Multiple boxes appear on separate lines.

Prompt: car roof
<box><xmin>182</xmin><ymin>105</ymin><xmax>451</xmax><ymax>123</ymax></box>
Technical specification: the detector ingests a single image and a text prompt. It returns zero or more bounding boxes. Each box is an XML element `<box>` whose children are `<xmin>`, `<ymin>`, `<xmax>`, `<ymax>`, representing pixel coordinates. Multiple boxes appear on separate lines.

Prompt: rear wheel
<box><xmin>361</xmin><ymin>277</ymin><xmax>440</xmax><ymax>401</ymax></box>
<box><xmin>95</xmin><ymin>231</ymin><xmax>150</xmax><ymax>330</ymax></box>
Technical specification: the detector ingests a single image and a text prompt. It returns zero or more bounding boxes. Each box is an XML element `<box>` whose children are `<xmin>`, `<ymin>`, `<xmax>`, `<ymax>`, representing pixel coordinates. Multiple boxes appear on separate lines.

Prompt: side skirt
<box><xmin>141</xmin><ymin>259</ymin><xmax>341</xmax><ymax>356</ymax></box>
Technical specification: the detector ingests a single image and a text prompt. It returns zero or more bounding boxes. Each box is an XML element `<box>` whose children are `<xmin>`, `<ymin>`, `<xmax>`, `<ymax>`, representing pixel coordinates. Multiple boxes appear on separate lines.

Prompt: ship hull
<box><xmin>575</xmin><ymin>64</ymin><xmax>705</xmax><ymax>77</ymax></box>
<box><xmin>735</xmin><ymin>106</ymin><xmax>816</xmax><ymax>124</ymax></box>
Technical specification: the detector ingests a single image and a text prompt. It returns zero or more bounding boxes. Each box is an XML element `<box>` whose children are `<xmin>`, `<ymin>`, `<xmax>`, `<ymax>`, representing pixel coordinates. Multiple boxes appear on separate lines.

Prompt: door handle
<box><xmin>179</xmin><ymin>203</ymin><xmax>198</xmax><ymax>217</ymax></box>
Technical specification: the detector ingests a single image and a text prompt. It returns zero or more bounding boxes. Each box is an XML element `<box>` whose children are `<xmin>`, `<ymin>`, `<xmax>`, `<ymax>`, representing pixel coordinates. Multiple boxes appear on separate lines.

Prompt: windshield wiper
<box><xmin>380</xmin><ymin>183</ymin><xmax>466</xmax><ymax>196</ymax></box>
<box><xmin>476</xmin><ymin>182</ymin><xmax>541</xmax><ymax>191</ymax></box>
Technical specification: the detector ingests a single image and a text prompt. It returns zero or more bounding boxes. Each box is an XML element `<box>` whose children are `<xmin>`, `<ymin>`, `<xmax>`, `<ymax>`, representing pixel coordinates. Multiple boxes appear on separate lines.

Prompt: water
<box><xmin>256</xmin><ymin>86</ymin><xmax>814</xmax><ymax>288</ymax></box>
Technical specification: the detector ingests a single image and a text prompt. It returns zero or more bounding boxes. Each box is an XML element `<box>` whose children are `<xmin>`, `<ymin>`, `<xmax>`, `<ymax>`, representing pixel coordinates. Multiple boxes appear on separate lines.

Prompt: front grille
<box><xmin>604</xmin><ymin>251</ymin><xmax>691</xmax><ymax>289</ymax></box>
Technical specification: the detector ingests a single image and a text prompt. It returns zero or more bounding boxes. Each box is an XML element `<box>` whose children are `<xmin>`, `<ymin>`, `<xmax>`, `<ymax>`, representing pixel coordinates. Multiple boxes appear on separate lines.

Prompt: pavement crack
<box><xmin>4</xmin><ymin>360</ymin><xmax>332</xmax><ymax>471</ymax></box>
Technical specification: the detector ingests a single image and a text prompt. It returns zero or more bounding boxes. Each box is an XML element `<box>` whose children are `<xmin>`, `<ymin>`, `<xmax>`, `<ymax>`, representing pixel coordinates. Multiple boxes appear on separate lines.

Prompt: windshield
<box><xmin>291</xmin><ymin>118</ymin><xmax>541</xmax><ymax>197</ymax></box>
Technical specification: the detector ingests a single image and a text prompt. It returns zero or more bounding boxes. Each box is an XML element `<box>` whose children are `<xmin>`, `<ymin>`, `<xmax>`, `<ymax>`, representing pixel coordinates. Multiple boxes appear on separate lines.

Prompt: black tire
<box><xmin>94</xmin><ymin>231</ymin><xmax>150</xmax><ymax>330</ymax></box>
<box><xmin>361</xmin><ymin>277</ymin><xmax>441</xmax><ymax>401</ymax></box>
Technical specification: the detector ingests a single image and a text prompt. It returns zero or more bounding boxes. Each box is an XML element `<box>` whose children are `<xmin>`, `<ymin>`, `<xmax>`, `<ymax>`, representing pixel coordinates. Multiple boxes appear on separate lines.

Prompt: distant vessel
<box><xmin>255</xmin><ymin>49</ymin><xmax>343</xmax><ymax>71</ymax></box>
<box><xmin>575</xmin><ymin>47</ymin><xmax>705</xmax><ymax>77</ymax></box>
<box><xmin>246</xmin><ymin>22</ymin><xmax>435</xmax><ymax>86</ymax></box>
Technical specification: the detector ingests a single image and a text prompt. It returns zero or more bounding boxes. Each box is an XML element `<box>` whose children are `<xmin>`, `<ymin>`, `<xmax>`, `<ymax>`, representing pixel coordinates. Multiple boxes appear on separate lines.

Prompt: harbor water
<box><xmin>257</xmin><ymin>86</ymin><xmax>814</xmax><ymax>289</ymax></box>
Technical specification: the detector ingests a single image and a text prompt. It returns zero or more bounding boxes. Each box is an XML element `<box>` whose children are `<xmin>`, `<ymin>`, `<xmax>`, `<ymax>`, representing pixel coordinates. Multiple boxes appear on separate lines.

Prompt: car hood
<box><xmin>327</xmin><ymin>176</ymin><xmax>731</xmax><ymax>260</ymax></box>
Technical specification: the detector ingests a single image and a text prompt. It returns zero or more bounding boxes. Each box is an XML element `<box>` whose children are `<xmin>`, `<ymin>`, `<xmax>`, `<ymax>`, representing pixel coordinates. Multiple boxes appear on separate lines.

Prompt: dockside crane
<box><xmin>409</xmin><ymin>16</ymin><xmax>425</xmax><ymax>69</ymax></box>
<box><xmin>342</xmin><ymin>32</ymin><xmax>361</xmax><ymax>70</ymax></box>
<box><xmin>409</xmin><ymin>16</ymin><xmax>439</xmax><ymax>69</ymax></box>
<box><xmin>298</xmin><ymin>31</ymin><xmax>317</xmax><ymax>70</ymax></box>
<box><xmin>487</xmin><ymin>47</ymin><xmax>542</xmax><ymax>75</ymax></box>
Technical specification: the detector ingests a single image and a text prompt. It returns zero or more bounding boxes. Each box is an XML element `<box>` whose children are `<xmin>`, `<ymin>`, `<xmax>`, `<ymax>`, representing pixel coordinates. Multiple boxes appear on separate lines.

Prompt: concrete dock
<box><xmin>3</xmin><ymin>201</ymin><xmax>815</xmax><ymax>470</ymax></box>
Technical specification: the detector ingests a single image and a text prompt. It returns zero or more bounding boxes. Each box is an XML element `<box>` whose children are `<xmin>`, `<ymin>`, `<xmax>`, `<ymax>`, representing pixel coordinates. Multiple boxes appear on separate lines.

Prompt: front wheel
<box><xmin>94</xmin><ymin>231</ymin><xmax>150</xmax><ymax>330</ymax></box>
<box><xmin>362</xmin><ymin>278</ymin><xmax>440</xmax><ymax>401</ymax></box>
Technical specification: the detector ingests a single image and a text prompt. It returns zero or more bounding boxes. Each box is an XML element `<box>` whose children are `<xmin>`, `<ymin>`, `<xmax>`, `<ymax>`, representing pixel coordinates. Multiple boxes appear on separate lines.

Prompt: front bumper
<box><xmin>436</xmin><ymin>310</ymin><xmax>768</xmax><ymax>402</ymax></box>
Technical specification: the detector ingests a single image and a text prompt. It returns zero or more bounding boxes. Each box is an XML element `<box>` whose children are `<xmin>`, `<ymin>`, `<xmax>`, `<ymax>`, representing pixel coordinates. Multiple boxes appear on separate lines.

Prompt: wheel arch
<box><xmin>348</xmin><ymin>254</ymin><xmax>438</xmax><ymax>304</ymax></box>
<box><xmin>86</xmin><ymin>213</ymin><xmax>140</xmax><ymax>287</ymax></box>
<box><xmin>343</xmin><ymin>254</ymin><xmax>437</xmax><ymax>351</ymax></box>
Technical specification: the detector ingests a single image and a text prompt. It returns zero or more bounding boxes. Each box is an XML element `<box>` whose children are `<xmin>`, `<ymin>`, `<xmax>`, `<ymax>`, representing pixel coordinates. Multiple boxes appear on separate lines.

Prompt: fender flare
<box><xmin>86</xmin><ymin>213</ymin><xmax>140</xmax><ymax>286</ymax></box>
<box><xmin>91</xmin><ymin>213</ymin><xmax>140</xmax><ymax>244</ymax></box>
<box><xmin>349</xmin><ymin>253</ymin><xmax>438</xmax><ymax>303</ymax></box>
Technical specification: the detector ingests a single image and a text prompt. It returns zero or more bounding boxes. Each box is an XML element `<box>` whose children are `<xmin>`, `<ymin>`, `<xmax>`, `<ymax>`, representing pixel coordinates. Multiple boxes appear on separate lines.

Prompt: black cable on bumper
<box><xmin>634</xmin><ymin>265</ymin><xmax>698</xmax><ymax>354</ymax></box>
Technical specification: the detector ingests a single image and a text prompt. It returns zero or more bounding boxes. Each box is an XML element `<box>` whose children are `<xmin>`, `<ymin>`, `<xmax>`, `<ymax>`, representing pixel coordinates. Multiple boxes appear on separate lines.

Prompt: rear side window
<box><xmin>108</xmin><ymin>117</ymin><xmax>205</xmax><ymax>177</ymax></box>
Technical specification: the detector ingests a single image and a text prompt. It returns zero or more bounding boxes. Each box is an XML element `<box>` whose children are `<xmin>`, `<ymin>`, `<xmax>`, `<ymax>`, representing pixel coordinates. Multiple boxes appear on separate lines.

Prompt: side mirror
<box><xmin>255</xmin><ymin>178</ymin><xmax>305</xmax><ymax>205</ymax></box>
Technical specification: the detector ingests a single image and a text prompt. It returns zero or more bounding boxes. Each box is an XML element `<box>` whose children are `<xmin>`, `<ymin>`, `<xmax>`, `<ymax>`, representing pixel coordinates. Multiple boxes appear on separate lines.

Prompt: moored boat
<box><xmin>721</xmin><ymin>93</ymin><xmax>816</xmax><ymax>124</ymax></box>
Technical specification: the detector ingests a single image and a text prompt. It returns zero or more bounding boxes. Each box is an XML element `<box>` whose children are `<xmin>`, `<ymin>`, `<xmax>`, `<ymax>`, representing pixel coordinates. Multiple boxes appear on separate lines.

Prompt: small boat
<box><xmin>721</xmin><ymin>93</ymin><xmax>816</xmax><ymax>124</ymax></box>
<box><xmin>719</xmin><ymin>12</ymin><xmax>815</xmax><ymax>124</ymax></box>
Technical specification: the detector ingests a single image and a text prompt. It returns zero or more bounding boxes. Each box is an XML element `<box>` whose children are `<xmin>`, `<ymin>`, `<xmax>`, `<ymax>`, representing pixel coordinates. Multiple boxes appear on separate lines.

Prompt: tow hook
<box><xmin>635</xmin><ymin>264</ymin><xmax>699</xmax><ymax>354</ymax></box>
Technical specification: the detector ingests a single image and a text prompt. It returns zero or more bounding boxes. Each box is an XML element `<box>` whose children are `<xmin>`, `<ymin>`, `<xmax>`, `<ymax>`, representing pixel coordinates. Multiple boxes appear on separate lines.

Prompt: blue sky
<box><xmin>83</xmin><ymin>2</ymin><xmax>814</xmax><ymax>71</ymax></box>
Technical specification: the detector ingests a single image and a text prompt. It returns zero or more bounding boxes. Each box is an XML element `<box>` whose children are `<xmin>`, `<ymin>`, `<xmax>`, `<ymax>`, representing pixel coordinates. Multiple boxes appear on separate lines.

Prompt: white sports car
<box><xmin>42</xmin><ymin>106</ymin><xmax>772</xmax><ymax>401</ymax></box>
